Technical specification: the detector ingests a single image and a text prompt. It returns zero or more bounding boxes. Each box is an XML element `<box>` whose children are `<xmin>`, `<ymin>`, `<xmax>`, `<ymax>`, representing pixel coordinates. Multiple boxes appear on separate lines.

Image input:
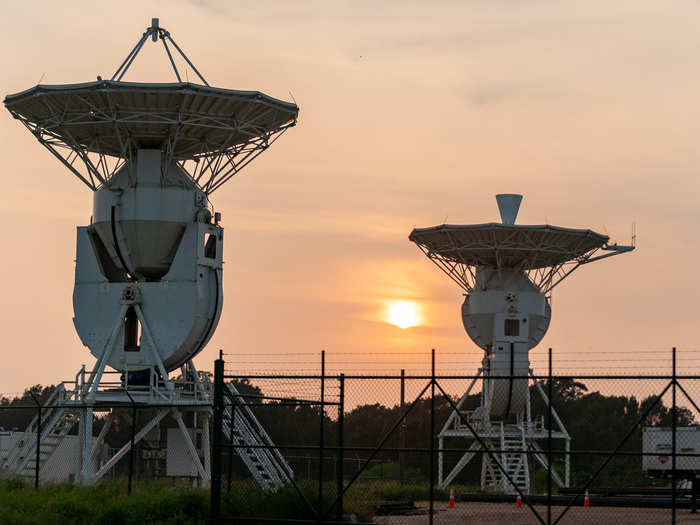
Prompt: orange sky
<box><xmin>2</xmin><ymin>1</ymin><xmax>699</xmax><ymax>394</ymax></box>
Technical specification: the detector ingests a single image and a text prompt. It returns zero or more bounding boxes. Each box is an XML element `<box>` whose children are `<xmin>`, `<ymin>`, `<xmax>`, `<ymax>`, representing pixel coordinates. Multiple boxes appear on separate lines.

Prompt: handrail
<box><xmin>2</xmin><ymin>385</ymin><xmax>65</xmax><ymax>473</ymax></box>
<box><xmin>225</xmin><ymin>382</ymin><xmax>294</xmax><ymax>481</ymax></box>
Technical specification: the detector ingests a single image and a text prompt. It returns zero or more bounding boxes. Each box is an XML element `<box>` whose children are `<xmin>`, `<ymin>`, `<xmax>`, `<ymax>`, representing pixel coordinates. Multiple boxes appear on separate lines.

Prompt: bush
<box><xmin>534</xmin><ymin>463</ymin><xmax>566</xmax><ymax>495</ymax></box>
<box><xmin>0</xmin><ymin>480</ymin><xmax>209</xmax><ymax>525</ymax></box>
<box><xmin>358</xmin><ymin>461</ymin><xmax>425</xmax><ymax>484</ymax></box>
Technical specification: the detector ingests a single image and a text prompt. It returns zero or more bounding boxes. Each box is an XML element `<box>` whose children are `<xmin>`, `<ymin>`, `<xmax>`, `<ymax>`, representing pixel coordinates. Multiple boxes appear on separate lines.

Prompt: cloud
<box><xmin>466</xmin><ymin>84</ymin><xmax>560</xmax><ymax>107</ymax></box>
<box><xmin>182</xmin><ymin>0</ymin><xmax>228</xmax><ymax>14</ymax></box>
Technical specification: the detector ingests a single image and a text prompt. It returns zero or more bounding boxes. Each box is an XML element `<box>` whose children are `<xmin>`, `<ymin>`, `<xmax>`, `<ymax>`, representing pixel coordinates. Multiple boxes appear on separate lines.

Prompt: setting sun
<box><xmin>385</xmin><ymin>300</ymin><xmax>421</xmax><ymax>329</ymax></box>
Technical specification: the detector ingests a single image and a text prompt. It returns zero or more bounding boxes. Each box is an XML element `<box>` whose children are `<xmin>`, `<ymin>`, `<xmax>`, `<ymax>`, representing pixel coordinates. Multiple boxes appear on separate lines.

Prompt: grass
<box><xmin>221</xmin><ymin>479</ymin><xmax>377</xmax><ymax>522</ymax></box>
<box><xmin>0</xmin><ymin>477</ymin><xmax>391</xmax><ymax>524</ymax></box>
<box><xmin>0</xmin><ymin>476</ymin><xmax>488</xmax><ymax>524</ymax></box>
<box><xmin>0</xmin><ymin>478</ymin><xmax>209</xmax><ymax>525</ymax></box>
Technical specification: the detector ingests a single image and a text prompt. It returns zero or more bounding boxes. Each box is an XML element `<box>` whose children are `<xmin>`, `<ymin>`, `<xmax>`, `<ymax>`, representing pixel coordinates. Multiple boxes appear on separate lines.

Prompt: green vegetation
<box><xmin>0</xmin><ymin>477</ymin><xmax>475</xmax><ymax>524</ymax></box>
<box><xmin>365</xmin><ymin>481</ymin><xmax>449</xmax><ymax>502</ymax></box>
<box><xmin>0</xmin><ymin>478</ymin><xmax>392</xmax><ymax>524</ymax></box>
<box><xmin>533</xmin><ymin>463</ymin><xmax>566</xmax><ymax>494</ymax></box>
<box><xmin>0</xmin><ymin>478</ymin><xmax>208</xmax><ymax>525</ymax></box>
<box><xmin>358</xmin><ymin>461</ymin><xmax>424</xmax><ymax>484</ymax></box>
<box><xmin>222</xmin><ymin>479</ymin><xmax>372</xmax><ymax>522</ymax></box>
<box><xmin>221</xmin><ymin>479</ymin><xmax>460</xmax><ymax>521</ymax></box>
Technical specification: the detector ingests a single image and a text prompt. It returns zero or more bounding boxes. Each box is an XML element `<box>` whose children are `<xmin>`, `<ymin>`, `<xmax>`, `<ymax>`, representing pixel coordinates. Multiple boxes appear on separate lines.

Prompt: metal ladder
<box><xmin>1</xmin><ymin>386</ymin><xmax>77</xmax><ymax>480</ymax></box>
<box><xmin>223</xmin><ymin>382</ymin><xmax>293</xmax><ymax>492</ymax></box>
<box><xmin>482</xmin><ymin>423</ymin><xmax>530</xmax><ymax>494</ymax></box>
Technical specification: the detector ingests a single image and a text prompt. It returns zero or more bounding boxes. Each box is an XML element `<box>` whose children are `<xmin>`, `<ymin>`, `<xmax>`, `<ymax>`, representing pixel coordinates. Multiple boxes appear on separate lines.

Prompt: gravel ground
<box><xmin>373</xmin><ymin>502</ymin><xmax>700</xmax><ymax>524</ymax></box>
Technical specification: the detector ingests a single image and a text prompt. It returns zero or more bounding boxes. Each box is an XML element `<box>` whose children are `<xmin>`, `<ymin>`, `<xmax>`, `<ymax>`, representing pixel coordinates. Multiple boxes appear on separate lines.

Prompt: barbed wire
<box><xmin>220</xmin><ymin>348</ymin><xmax>700</xmax><ymax>379</ymax></box>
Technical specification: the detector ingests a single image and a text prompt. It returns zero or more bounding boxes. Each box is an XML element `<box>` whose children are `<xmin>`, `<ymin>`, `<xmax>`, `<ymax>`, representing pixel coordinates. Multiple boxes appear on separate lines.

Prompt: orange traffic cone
<box><xmin>584</xmin><ymin>489</ymin><xmax>590</xmax><ymax>508</ymax></box>
<box><xmin>516</xmin><ymin>494</ymin><xmax>523</xmax><ymax>508</ymax></box>
<box><xmin>448</xmin><ymin>487</ymin><xmax>455</xmax><ymax>508</ymax></box>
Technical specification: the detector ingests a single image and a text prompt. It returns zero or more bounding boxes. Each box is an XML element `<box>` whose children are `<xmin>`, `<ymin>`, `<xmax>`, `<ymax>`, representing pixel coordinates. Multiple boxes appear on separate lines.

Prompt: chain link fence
<box><xmin>2</xmin><ymin>348</ymin><xmax>700</xmax><ymax>524</ymax></box>
<box><xmin>211</xmin><ymin>348</ymin><xmax>700</xmax><ymax>524</ymax></box>
<box><xmin>0</xmin><ymin>399</ymin><xmax>211</xmax><ymax>492</ymax></box>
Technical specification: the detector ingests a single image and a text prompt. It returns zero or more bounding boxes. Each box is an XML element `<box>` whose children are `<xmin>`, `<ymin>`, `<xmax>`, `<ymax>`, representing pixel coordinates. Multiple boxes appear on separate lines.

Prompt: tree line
<box><xmin>1</xmin><ymin>378</ymin><xmax>696</xmax><ymax>489</ymax></box>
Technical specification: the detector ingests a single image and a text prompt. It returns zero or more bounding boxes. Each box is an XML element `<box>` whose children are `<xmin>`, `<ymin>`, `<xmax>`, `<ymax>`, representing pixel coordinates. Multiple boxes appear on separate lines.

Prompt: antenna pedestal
<box><xmin>0</xmin><ymin>360</ymin><xmax>213</xmax><ymax>486</ymax></box>
<box><xmin>438</xmin><ymin>368</ymin><xmax>571</xmax><ymax>494</ymax></box>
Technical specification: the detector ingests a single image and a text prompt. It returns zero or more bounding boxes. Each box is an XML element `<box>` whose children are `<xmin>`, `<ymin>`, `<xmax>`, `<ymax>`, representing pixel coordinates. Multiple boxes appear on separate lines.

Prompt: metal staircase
<box><xmin>482</xmin><ymin>423</ymin><xmax>530</xmax><ymax>494</ymax></box>
<box><xmin>1</xmin><ymin>386</ymin><xmax>77</xmax><ymax>480</ymax></box>
<box><xmin>223</xmin><ymin>382</ymin><xmax>293</xmax><ymax>491</ymax></box>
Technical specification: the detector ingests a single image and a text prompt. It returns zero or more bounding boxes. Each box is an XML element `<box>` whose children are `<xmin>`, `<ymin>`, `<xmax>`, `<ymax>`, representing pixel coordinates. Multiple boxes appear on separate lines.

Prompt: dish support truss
<box><xmin>6</xmin><ymin>18</ymin><xmax>297</xmax><ymax>195</ymax></box>
<box><xmin>414</xmin><ymin>232</ymin><xmax>634</xmax><ymax>295</ymax></box>
<box><xmin>438</xmin><ymin>368</ymin><xmax>570</xmax><ymax>495</ymax></box>
<box><xmin>7</xmin><ymin>90</ymin><xmax>296</xmax><ymax>195</ymax></box>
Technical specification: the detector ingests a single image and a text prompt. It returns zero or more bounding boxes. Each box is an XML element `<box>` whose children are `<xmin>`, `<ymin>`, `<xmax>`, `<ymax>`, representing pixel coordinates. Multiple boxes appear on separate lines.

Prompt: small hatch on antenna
<box><xmin>504</xmin><ymin>319</ymin><xmax>520</xmax><ymax>337</ymax></box>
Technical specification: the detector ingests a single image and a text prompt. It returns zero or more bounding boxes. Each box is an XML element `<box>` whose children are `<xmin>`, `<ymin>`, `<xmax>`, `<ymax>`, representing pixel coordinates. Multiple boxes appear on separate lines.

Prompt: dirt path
<box><xmin>374</xmin><ymin>502</ymin><xmax>700</xmax><ymax>524</ymax></box>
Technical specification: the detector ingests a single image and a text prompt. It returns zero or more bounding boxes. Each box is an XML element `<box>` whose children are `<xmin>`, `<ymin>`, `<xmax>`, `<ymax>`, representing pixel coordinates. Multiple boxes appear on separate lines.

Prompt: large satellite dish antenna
<box><xmin>5</xmin><ymin>17</ymin><xmax>298</xmax><ymax>374</ymax></box>
<box><xmin>409</xmin><ymin>194</ymin><xmax>634</xmax><ymax>494</ymax></box>
<box><xmin>2</xmin><ymin>19</ymin><xmax>297</xmax><ymax>489</ymax></box>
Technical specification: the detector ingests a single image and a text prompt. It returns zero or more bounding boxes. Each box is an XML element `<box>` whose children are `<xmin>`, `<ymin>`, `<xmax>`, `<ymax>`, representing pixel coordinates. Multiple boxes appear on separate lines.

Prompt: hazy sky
<box><xmin>1</xmin><ymin>1</ymin><xmax>699</xmax><ymax>394</ymax></box>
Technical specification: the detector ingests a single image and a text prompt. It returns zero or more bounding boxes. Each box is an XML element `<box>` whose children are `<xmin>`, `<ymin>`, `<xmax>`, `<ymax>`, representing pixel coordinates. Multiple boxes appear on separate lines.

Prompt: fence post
<box><xmin>30</xmin><ymin>392</ymin><xmax>41</xmax><ymax>490</ymax></box>
<box><xmin>319</xmin><ymin>349</ymin><xmax>325</xmax><ymax>507</ymax></box>
<box><xmin>399</xmin><ymin>368</ymin><xmax>406</xmax><ymax>486</ymax></box>
<box><xmin>336</xmin><ymin>374</ymin><xmax>345</xmax><ymax>522</ymax></box>
<box><xmin>429</xmin><ymin>349</ymin><xmax>435</xmax><ymax>525</ymax></box>
<box><xmin>129</xmin><ymin>403</ymin><xmax>136</xmax><ymax>494</ymax></box>
<box><xmin>672</xmin><ymin>346</ymin><xmax>677</xmax><ymax>525</ymax></box>
<box><xmin>211</xmin><ymin>351</ymin><xmax>224</xmax><ymax>521</ymax></box>
<box><xmin>121</xmin><ymin>387</ymin><xmax>137</xmax><ymax>495</ymax></box>
<box><xmin>227</xmin><ymin>400</ymin><xmax>235</xmax><ymax>493</ymax></box>
<box><xmin>547</xmin><ymin>348</ymin><xmax>552</xmax><ymax>525</ymax></box>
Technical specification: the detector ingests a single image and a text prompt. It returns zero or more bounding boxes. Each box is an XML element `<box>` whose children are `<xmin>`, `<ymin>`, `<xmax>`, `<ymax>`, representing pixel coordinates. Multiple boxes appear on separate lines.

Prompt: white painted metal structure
<box><xmin>223</xmin><ymin>382</ymin><xmax>295</xmax><ymax>491</ymax></box>
<box><xmin>1</xmin><ymin>428</ymin><xmax>106</xmax><ymax>483</ymax></box>
<box><xmin>410</xmin><ymin>194</ymin><xmax>634</xmax><ymax>494</ymax></box>
<box><xmin>2</xmin><ymin>19</ymin><xmax>297</xmax><ymax>489</ymax></box>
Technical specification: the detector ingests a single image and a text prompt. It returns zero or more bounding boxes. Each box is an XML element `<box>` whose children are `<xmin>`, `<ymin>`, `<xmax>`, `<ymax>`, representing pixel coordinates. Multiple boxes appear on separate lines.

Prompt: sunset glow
<box><xmin>2</xmin><ymin>2</ymin><xmax>699</xmax><ymax>392</ymax></box>
<box><xmin>385</xmin><ymin>301</ymin><xmax>421</xmax><ymax>329</ymax></box>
